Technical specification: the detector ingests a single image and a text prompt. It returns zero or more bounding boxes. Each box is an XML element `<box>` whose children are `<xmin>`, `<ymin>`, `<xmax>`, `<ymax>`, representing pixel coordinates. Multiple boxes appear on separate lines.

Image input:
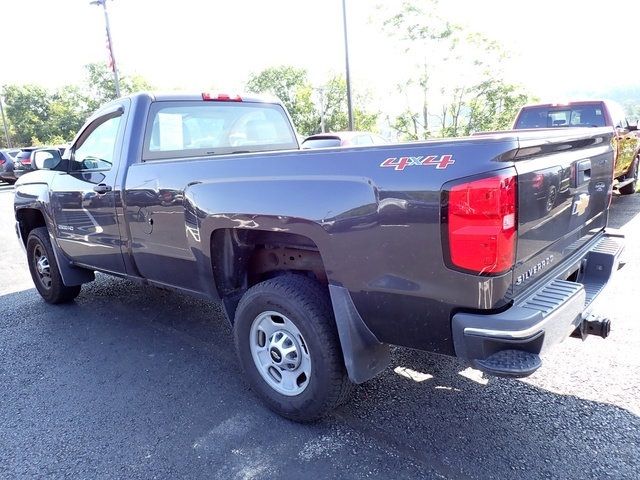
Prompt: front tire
<box><xmin>233</xmin><ymin>274</ymin><xmax>352</xmax><ymax>422</ymax></box>
<box><xmin>620</xmin><ymin>156</ymin><xmax>639</xmax><ymax>195</ymax></box>
<box><xmin>26</xmin><ymin>227</ymin><xmax>81</xmax><ymax>304</ymax></box>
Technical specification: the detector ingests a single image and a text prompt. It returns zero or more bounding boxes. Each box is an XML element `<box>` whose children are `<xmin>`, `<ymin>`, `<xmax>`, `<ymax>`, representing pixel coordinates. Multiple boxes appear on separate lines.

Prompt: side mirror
<box><xmin>33</xmin><ymin>149</ymin><xmax>62</xmax><ymax>170</ymax></box>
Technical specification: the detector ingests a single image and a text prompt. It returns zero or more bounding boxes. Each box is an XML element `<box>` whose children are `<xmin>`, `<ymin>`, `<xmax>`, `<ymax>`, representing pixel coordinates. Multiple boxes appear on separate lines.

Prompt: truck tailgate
<box><xmin>511</xmin><ymin>127</ymin><xmax>615</xmax><ymax>298</ymax></box>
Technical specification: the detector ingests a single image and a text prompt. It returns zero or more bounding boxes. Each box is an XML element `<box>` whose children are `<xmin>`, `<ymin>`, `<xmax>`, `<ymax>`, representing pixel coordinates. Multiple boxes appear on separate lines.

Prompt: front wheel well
<box><xmin>211</xmin><ymin>229</ymin><xmax>327</xmax><ymax>320</ymax></box>
<box><xmin>16</xmin><ymin>208</ymin><xmax>46</xmax><ymax>247</ymax></box>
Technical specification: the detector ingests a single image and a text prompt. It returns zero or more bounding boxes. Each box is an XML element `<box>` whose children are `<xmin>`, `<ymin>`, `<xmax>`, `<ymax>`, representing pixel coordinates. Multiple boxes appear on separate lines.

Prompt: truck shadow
<box><xmin>342</xmin><ymin>346</ymin><xmax>639</xmax><ymax>478</ymax></box>
<box><xmin>1</xmin><ymin>278</ymin><xmax>638</xmax><ymax>479</ymax></box>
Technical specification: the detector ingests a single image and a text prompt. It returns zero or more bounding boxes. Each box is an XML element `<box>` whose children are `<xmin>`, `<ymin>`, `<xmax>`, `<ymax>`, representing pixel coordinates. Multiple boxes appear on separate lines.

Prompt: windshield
<box><xmin>515</xmin><ymin>104</ymin><xmax>607</xmax><ymax>129</ymax></box>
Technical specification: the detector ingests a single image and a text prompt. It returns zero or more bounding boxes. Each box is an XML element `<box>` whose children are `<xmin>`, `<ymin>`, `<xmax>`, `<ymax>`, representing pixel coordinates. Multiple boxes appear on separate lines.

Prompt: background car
<box><xmin>5</xmin><ymin>147</ymin><xmax>38</xmax><ymax>183</ymax></box>
<box><xmin>301</xmin><ymin>131</ymin><xmax>388</xmax><ymax>149</ymax></box>
<box><xmin>0</xmin><ymin>148</ymin><xmax>22</xmax><ymax>184</ymax></box>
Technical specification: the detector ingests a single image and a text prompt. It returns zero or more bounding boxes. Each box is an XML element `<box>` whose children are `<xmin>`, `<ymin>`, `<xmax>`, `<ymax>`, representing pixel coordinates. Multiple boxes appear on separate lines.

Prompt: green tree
<box><xmin>2</xmin><ymin>64</ymin><xmax>153</xmax><ymax>147</ymax></box>
<box><xmin>246</xmin><ymin>65</ymin><xmax>317</xmax><ymax>135</ymax></box>
<box><xmin>49</xmin><ymin>86</ymin><xmax>92</xmax><ymax>141</ymax></box>
<box><xmin>247</xmin><ymin>67</ymin><xmax>379</xmax><ymax>136</ymax></box>
<box><xmin>319</xmin><ymin>75</ymin><xmax>379</xmax><ymax>133</ymax></box>
<box><xmin>380</xmin><ymin>0</ymin><xmax>457</xmax><ymax>138</ymax></box>
<box><xmin>465</xmin><ymin>81</ymin><xmax>532</xmax><ymax>134</ymax></box>
<box><xmin>84</xmin><ymin>63</ymin><xmax>152</xmax><ymax>111</ymax></box>
<box><xmin>379</xmin><ymin>0</ymin><xmax>533</xmax><ymax>139</ymax></box>
<box><xmin>2</xmin><ymin>84</ymin><xmax>52</xmax><ymax>146</ymax></box>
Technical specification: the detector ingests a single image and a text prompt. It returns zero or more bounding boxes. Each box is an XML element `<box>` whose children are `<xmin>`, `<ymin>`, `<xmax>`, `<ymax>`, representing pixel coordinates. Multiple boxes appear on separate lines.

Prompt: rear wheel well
<box><xmin>16</xmin><ymin>208</ymin><xmax>46</xmax><ymax>247</ymax></box>
<box><xmin>211</xmin><ymin>229</ymin><xmax>327</xmax><ymax>320</ymax></box>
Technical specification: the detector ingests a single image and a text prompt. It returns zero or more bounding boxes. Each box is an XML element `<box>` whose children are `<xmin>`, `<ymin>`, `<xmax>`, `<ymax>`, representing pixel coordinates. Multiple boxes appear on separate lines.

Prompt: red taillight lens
<box><xmin>20</xmin><ymin>158</ymin><xmax>31</xmax><ymax>165</ymax></box>
<box><xmin>0</xmin><ymin>159</ymin><xmax>5</xmax><ymax>166</ymax></box>
<box><xmin>446</xmin><ymin>170</ymin><xmax>517</xmax><ymax>275</ymax></box>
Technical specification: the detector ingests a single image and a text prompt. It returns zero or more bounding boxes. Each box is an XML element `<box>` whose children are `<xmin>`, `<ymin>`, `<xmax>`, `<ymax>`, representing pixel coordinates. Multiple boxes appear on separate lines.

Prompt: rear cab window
<box><xmin>515</xmin><ymin>103</ymin><xmax>607</xmax><ymax>129</ymax></box>
<box><xmin>143</xmin><ymin>101</ymin><xmax>298</xmax><ymax>161</ymax></box>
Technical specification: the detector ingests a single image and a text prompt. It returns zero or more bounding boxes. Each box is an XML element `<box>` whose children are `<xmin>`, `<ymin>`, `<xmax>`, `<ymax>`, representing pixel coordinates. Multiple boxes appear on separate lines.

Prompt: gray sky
<box><xmin>2</xmin><ymin>0</ymin><xmax>639</xmax><ymax>104</ymax></box>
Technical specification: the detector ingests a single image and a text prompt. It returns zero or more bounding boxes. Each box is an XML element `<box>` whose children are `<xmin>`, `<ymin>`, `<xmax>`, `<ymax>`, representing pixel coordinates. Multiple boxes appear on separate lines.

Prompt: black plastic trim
<box><xmin>329</xmin><ymin>285</ymin><xmax>390</xmax><ymax>384</ymax></box>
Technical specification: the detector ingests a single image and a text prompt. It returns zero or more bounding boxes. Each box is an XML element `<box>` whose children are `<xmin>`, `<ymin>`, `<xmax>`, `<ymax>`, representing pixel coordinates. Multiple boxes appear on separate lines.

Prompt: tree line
<box><xmin>0</xmin><ymin>63</ymin><xmax>151</xmax><ymax>148</ymax></box>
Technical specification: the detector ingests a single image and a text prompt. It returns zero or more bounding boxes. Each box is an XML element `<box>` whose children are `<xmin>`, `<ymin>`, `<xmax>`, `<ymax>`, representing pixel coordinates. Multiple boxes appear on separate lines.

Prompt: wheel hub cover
<box><xmin>268</xmin><ymin>330</ymin><xmax>301</xmax><ymax>371</ymax></box>
<box><xmin>269</xmin><ymin>347</ymin><xmax>282</xmax><ymax>363</ymax></box>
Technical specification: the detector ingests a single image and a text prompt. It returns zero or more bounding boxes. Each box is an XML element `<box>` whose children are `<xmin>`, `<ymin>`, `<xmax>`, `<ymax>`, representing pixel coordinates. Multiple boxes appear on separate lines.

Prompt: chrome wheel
<box><xmin>545</xmin><ymin>185</ymin><xmax>557</xmax><ymax>212</ymax></box>
<box><xmin>33</xmin><ymin>244</ymin><xmax>52</xmax><ymax>289</ymax></box>
<box><xmin>249</xmin><ymin>311</ymin><xmax>311</xmax><ymax>396</ymax></box>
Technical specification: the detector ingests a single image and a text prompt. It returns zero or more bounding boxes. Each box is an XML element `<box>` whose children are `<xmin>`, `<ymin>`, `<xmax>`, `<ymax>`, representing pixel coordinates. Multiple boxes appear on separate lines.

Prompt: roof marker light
<box><xmin>202</xmin><ymin>93</ymin><xmax>242</xmax><ymax>102</ymax></box>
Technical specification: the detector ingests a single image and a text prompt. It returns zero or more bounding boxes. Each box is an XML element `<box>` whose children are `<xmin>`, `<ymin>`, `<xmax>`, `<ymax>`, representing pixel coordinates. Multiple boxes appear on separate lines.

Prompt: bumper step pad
<box><xmin>474</xmin><ymin>349</ymin><xmax>542</xmax><ymax>378</ymax></box>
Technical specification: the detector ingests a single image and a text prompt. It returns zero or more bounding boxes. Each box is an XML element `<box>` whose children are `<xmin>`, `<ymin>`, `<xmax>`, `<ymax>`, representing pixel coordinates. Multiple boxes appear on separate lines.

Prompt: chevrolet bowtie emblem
<box><xmin>572</xmin><ymin>194</ymin><xmax>590</xmax><ymax>216</ymax></box>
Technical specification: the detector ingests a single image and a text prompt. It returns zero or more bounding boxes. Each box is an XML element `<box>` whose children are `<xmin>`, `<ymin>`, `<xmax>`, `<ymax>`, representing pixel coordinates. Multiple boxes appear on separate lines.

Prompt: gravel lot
<box><xmin>0</xmin><ymin>184</ymin><xmax>638</xmax><ymax>479</ymax></box>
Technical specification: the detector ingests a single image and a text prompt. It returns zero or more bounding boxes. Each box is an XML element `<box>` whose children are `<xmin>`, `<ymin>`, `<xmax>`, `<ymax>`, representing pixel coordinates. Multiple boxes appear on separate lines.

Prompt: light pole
<box><xmin>341</xmin><ymin>0</ymin><xmax>354</xmax><ymax>131</ymax></box>
<box><xmin>317</xmin><ymin>87</ymin><xmax>326</xmax><ymax>133</ymax></box>
<box><xmin>90</xmin><ymin>0</ymin><xmax>121</xmax><ymax>98</ymax></box>
<box><xmin>0</xmin><ymin>93</ymin><xmax>10</xmax><ymax>148</ymax></box>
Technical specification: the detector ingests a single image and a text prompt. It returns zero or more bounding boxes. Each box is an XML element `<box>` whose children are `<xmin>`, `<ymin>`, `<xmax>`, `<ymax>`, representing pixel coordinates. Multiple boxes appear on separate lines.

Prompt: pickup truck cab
<box><xmin>14</xmin><ymin>92</ymin><xmax>624</xmax><ymax>421</ymax></box>
<box><xmin>513</xmin><ymin>100</ymin><xmax>640</xmax><ymax>194</ymax></box>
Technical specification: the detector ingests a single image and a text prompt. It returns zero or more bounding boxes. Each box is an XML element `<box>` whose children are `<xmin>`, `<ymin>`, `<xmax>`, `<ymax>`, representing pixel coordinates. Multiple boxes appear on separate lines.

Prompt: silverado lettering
<box><xmin>516</xmin><ymin>255</ymin><xmax>554</xmax><ymax>286</ymax></box>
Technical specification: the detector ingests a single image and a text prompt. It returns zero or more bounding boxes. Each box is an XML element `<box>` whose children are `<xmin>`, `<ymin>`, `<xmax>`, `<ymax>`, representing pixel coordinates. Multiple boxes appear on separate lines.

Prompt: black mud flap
<box><xmin>329</xmin><ymin>285</ymin><xmax>390</xmax><ymax>384</ymax></box>
<box><xmin>49</xmin><ymin>233</ymin><xmax>95</xmax><ymax>286</ymax></box>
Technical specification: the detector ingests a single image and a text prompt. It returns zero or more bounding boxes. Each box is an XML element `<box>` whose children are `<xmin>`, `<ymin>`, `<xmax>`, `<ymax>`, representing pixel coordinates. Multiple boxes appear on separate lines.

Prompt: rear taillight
<box><xmin>0</xmin><ymin>159</ymin><xmax>5</xmax><ymax>166</ymax></box>
<box><xmin>20</xmin><ymin>158</ymin><xmax>31</xmax><ymax>165</ymax></box>
<box><xmin>444</xmin><ymin>169</ymin><xmax>517</xmax><ymax>275</ymax></box>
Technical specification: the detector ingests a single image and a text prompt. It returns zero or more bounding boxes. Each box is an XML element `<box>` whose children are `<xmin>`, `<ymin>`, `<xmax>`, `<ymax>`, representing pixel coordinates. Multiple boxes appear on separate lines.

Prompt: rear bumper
<box><xmin>452</xmin><ymin>231</ymin><xmax>624</xmax><ymax>377</ymax></box>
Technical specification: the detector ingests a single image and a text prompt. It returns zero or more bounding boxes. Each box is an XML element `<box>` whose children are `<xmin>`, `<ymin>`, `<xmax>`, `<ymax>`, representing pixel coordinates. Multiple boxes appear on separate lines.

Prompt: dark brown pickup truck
<box><xmin>14</xmin><ymin>92</ymin><xmax>625</xmax><ymax>421</ymax></box>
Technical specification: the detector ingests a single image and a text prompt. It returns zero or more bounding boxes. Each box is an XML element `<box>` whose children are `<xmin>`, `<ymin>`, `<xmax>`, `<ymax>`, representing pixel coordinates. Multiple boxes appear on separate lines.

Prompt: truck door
<box><xmin>50</xmin><ymin>103</ymin><xmax>128</xmax><ymax>274</ymax></box>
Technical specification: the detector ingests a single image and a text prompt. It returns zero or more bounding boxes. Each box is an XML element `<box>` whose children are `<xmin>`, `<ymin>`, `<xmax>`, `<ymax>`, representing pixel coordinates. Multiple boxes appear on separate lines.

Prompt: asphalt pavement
<box><xmin>0</xmin><ymin>184</ymin><xmax>638</xmax><ymax>479</ymax></box>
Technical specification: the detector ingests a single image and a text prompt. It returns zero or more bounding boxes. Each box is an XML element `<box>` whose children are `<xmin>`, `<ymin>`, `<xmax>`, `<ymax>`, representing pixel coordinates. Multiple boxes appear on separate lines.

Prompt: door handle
<box><xmin>93</xmin><ymin>184</ymin><xmax>112</xmax><ymax>194</ymax></box>
<box><xmin>574</xmin><ymin>160</ymin><xmax>591</xmax><ymax>186</ymax></box>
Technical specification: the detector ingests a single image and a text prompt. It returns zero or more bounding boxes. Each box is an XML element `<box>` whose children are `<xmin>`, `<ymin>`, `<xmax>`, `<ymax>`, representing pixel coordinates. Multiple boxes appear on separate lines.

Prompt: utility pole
<box><xmin>90</xmin><ymin>0</ymin><xmax>121</xmax><ymax>98</ymax></box>
<box><xmin>0</xmin><ymin>93</ymin><xmax>10</xmax><ymax>148</ymax></box>
<box><xmin>341</xmin><ymin>0</ymin><xmax>354</xmax><ymax>130</ymax></box>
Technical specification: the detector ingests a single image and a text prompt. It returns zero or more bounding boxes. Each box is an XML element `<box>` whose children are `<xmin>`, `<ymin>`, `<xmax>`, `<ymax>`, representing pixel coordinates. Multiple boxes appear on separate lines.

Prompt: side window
<box><xmin>72</xmin><ymin>115</ymin><xmax>122</xmax><ymax>171</ymax></box>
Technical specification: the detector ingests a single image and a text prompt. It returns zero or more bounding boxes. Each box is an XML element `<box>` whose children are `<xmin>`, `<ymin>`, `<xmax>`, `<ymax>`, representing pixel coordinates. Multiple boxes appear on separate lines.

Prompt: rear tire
<box><xmin>233</xmin><ymin>274</ymin><xmax>352</xmax><ymax>422</ymax></box>
<box><xmin>619</xmin><ymin>156</ymin><xmax>639</xmax><ymax>195</ymax></box>
<box><xmin>26</xmin><ymin>227</ymin><xmax>81</xmax><ymax>304</ymax></box>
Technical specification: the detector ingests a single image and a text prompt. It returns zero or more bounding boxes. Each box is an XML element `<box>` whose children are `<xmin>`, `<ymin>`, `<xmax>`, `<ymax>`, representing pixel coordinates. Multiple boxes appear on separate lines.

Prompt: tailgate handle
<box><xmin>575</xmin><ymin>160</ymin><xmax>591</xmax><ymax>186</ymax></box>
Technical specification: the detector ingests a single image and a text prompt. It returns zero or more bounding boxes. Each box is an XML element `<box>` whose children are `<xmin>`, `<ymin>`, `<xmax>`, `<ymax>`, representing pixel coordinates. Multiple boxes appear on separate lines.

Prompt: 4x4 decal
<box><xmin>380</xmin><ymin>154</ymin><xmax>455</xmax><ymax>171</ymax></box>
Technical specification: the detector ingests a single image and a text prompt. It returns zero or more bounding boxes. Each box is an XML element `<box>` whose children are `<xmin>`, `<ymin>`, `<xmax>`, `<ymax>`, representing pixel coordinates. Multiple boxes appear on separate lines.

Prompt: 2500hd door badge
<box><xmin>380</xmin><ymin>154</ymin><xmax>455</xmax><ymax>171</ymax></box>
